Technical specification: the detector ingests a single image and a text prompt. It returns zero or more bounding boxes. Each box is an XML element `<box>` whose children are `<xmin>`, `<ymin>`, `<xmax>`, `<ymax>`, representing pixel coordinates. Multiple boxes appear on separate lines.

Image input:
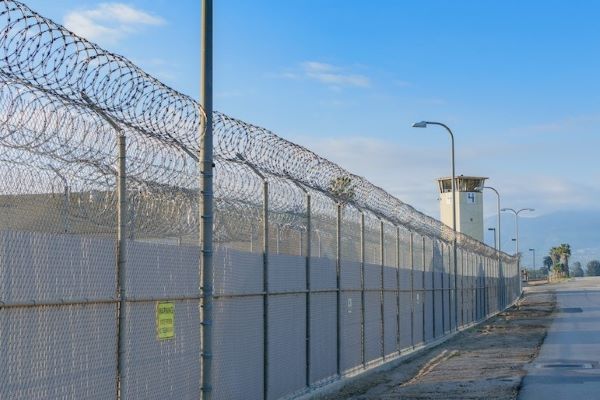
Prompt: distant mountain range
<box><xmin>484</xmin><ymin>210</ymin><xmax>600</xmax><ymax>268</ymax></box>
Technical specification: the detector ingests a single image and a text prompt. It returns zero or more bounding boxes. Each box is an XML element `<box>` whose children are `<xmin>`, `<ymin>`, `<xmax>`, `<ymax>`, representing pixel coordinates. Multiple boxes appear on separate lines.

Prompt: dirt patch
<box><xmin>318</xmin><ymin>291</ymin><xmax>556</xmax><ymax>400</ymax></box>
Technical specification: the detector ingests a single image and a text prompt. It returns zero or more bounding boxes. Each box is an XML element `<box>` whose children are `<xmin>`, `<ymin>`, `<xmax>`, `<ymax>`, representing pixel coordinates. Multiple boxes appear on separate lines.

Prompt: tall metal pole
<box><xmin>116</xmin><ymin>133</ymin><xmax>127</xmax><ymax>400</ymax></box>
<box><xmin>501</xmin><ymin>207</ymin><xmax>534</xmax><ymax>293</ymax></box>
<box><xmin>288</xmin><ymin>179</ymin><xmax>311</xmax><ymax>387</ymax></box>
<box><xmin>395</xmin><ymin>226</ymin><xmax>401</xmax><ymax>354</ymax></box>
<box><xmin>200</xmin><ymin>0</ymin><xmax>214</xmax><ymax>397</ymax></box>
<box><xmin>481</xmin><ymin>186</ymin><xmax>502</xmax><ymax>308</ymax></box>
<box><xmin>480</xmin><ymin>186</ymin><xmax>501</xmax><ymax>254</ymax></box>
<box><xmin>441</xmin><ymin>124</ymin><xmax>458</xmax><ymax>330</ymax></box>
<box><xmin>411</xmin><ymin>121</ymin><xmax>458</xmax><ymax>329</ymax></box>
<box><xmin>305</xmin><ymin>193</ymin><xmax>311</xmax><ymax>387</ymax></box>
<box><xmin>336</xmin><ymin>203</ymin><xmax>342</xmax><ymax>375</ymax></box>
<box><xmin>380</xmin><ymin>220</ymin><xmax>385</xmax><ymax>360</ymax></box>
<box><xmin>360</xmin><ymin>212</ymin><xmax>366</xmax><ymax>368</ymax></box>
<box><xmin>80</xmin><ymin>92</ymin><xmax>128</xmax><ymax>399</ymax></box>
<box><xmin>262</xmin><ymin>179</ymin><xmax>269</xmax><ymax>400</ymax></box>
<box><xmin>501</xmin><ymin>207</ymin><xmax>533</xmax><ymax>256</ymax></box>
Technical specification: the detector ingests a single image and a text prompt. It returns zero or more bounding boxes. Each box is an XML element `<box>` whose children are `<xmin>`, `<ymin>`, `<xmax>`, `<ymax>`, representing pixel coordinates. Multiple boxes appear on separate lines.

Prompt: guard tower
<box><xmin>437</xmin><ymin>175</ymin><xmax>487</xmax><ymax>242</ymax></box>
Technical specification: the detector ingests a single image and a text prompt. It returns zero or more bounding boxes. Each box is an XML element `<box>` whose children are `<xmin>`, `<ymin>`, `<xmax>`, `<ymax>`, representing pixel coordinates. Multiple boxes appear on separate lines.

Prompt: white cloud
<box><xmin>283</xmin><ymin>61</ymin><xmax>371</xmax><ymax>89</ymax></box>
<box><xmin>288</xmin><ymin>134</ymin><xmax>447</xmax><ymax>216</ymax></box>
<box><xmin>511</xmin><ymin>114</ymin><xmax>600</xmax><ymax>135</ymax></box>
<box><xmin>302</xmin><ymin>61</ymin><xmax>370</xmax><ymax>87</ymax></box>
<box><xmin>286</xmin><ymin>134</ymin><xmax>600</xmax><ymax>220</ymax></box>
<box><xmin>416</xmin><ymin>98</ymin><xmax>447</xmax><ymax>106</ymax></box>
<box><xmin>393</xmin><ymin>79</ymin><xmax>412</xmax><ymax>87</ymax></box>
<box><xmin>64</xmin><ymin>3</ymin><xmax>165</xmax><ymax>44</ymax></box>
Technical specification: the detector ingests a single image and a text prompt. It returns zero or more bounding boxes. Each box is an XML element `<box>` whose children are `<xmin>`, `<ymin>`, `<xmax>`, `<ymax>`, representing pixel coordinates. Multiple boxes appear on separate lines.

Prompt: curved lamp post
<box><xmin>500</xmin><ymin>207</ymin><xmax>534</xmax><ymax>256</ymax></box>
<box><xmin>502</xmin><ymin>207</ymin><xmax>534</xmax><ymax>292</ymax></box>
<box><xmin>476</xmin><ymin>186</ymin><xmax>501</xmax><ymax>254</ymax></box>
<box><xmin>412</xmin><ymin>120</ymin><xmax>458</xmax><ymax>329</ymax></box>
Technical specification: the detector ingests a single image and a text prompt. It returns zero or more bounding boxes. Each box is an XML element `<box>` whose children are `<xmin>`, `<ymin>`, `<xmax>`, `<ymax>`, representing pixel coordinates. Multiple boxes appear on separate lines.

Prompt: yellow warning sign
<box><xmin>156</xmin><ymin>301</ymin><xmax>175</xmax><ymax>340</ymax></box>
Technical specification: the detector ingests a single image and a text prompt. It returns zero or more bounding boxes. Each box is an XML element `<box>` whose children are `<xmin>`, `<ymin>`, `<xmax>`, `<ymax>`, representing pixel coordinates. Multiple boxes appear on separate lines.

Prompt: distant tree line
<box><xmin>571</xmin><ymin>261</ymin><xmax>584</xmax><ymax>277</ymax></box>
<box><xmin>586</xmin><ymin>260</ymin><xmax>600</xmax><ymax>276</ymax></box>
<box><xmin>522</xmin><ymin>243</ymin><xmax>600</xmax><ymax>280</ymax></box>
<box><xmin>566</xmin><ymin>260</ymin><xmax>600</xmax><ymax>277</ymax></box>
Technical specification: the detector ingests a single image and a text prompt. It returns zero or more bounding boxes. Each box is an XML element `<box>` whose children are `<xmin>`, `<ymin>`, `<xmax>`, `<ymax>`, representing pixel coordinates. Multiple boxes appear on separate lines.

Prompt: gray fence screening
<box><xmin>0</xmin><ymin>1</ymin><xmax>521</xmax><ymax>399</ymax></box>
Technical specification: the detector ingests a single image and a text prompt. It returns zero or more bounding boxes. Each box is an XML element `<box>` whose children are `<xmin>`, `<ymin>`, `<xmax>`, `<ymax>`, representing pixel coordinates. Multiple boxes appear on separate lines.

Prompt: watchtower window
<box><xmin>459</xmin><ymin>178</ymin><xmax>483</xmax><ymax>192</ymax></box>
<box><xmin>438</xmin><ymin>180</ymin><xmax>452</xmax><ymax>193</ymax></box>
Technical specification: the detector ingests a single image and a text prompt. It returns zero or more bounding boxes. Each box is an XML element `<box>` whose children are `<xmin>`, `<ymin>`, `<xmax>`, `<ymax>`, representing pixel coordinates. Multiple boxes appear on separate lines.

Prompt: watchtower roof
<box><xmin>437</xmin><ymin>176</ymin><xmax>488</xmax><ymax>193</ymax></box>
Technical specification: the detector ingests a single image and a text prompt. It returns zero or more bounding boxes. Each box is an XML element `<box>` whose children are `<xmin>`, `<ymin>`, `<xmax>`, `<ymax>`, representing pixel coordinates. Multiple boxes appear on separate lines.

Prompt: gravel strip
<box><xmin>319</xmin><ymin>290</ymin><xmax>556</xmax><ymax>400</ymax></box>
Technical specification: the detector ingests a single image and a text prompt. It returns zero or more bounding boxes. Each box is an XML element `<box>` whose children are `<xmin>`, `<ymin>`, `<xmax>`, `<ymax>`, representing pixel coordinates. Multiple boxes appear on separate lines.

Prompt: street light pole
<box><xmin>500</xmin><ymin>207</ymin><xmax>534</xmax><ymax>257</ymax></box>
<box><xmin>412</xmin><ymin>120</ymin><xmax>457</xmax><ymax>329</ymax></box>
<box><xmin>477</xmin><ymin>186</ymin><xmax>501</xmax><ymax>254</ymax></box>
<box><xmin>501</xmin><ymin>207</ymin><xmax>534</xmax><ymax>290</ymax></box>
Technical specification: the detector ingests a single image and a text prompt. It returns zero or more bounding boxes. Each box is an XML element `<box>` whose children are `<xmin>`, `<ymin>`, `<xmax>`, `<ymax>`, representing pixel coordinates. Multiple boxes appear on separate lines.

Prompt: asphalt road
<box><xmin>519</xmin><ymin>277</ymin><xmax>600</xmax><ymax>400</ymax></box>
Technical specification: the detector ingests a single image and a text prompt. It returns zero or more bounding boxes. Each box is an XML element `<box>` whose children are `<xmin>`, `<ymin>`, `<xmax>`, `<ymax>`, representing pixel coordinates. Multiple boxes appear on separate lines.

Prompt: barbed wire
<box><xmin>0</xmin><ymin>0</ymin><xmax>516</xmax><ymax>262</ymax></box>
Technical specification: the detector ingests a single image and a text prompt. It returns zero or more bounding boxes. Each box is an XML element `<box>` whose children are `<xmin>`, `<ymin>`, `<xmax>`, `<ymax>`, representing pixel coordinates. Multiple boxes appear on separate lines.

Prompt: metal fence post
<box><xmin>453</xmin><ymin>237</ymin><xmax>458</xmax><ymax>331</ymax></box>
<box><xmin>440</xmin><ymin>243</ymin><xmax>445</xmax><ymax>334</ymax></box>
<box><xmin>472</xmin><ymin>254</ymin><xmax>475</xmax><ymax>322</ymax></box>
<box><xmin>448</xmin><ymin>244</ymin><xmax>452</xmax><ymax>329</ymax></box>
<box><xmin>116</xmin><ymin>132</ymin><xmax>127</xmax><ymax>400</ymax></box>
<box><xmin>476</xmin><ymin>255</ymin><xmax>480</xmax><ymax>320</ymax></box>
<box><xmin>410</xmin><ymin>232</ymin><xmax>414</xmax><ymax>347</ymax></box>
<box><xmin>483</xmin><ymin>256</ymin><xmax>486</xmax><ymax>317</ymax></box>
<box><xmin>80</xmin><ymin>93</ymin><xmax>128</xmax><ymax>400</ymax></box>
<box><xmin>200</xmin><ymin>0</ymin><xmax>214</xmax><ymax>397</ymax></box>
<box><xmin>476</xmin><ymin>255</ymin><xmax>479</xmax><ymax>319</ymax></box>
<box><xmin>379</xmin><ymin>220</ymin><xmax>385</xmax><ymax>360</ymax></box>
<box><xmin>236</xmin><ymin>157</ymin><xmax>269</xmax><ymax>398</ymax></box>
<box><xmin>288</xmin><ymin>179</ymin><xmax>311</xmax><ymax>388</ymax></box>
<box><xmin>395</xmin><ymin>226</ymin><xmax>400</xmax><ymax>355</ymax></box>
<box><xmin>262</xmin><ymin>178</ymin><xmax>269</xmax><ymax>399</ymax></box>
<box><xmin>486</xmin><ymin>257</ymin><xmax>490</xmax><ymax>316</ymax></box>
<box><xmin>460</xmin><ymin>248</ymin><xmax>464</xmax><ymax>327</ymax></box>
<box><xmin>431</xmin><ymin>238</ymin><xmax>436</xmax><ymax>339</ymax></box>
<box><xmin>421</xmin><ymin>236</ymin><xmax>425</xmax><ymax>343</ymax></box>
<box><xmin>336</xmin><ymin>203</ymin><xmax>342</xmax><ymax>376</ymax></box>
<box><xmin>305</xmin><ymin>192</ymin><xmax>311</xmax><ymax>388</ymax></box>
<box><xmin>360</xmin><ymin>212</ymin><xmax>366</xmax><ymax>368</ymax></box>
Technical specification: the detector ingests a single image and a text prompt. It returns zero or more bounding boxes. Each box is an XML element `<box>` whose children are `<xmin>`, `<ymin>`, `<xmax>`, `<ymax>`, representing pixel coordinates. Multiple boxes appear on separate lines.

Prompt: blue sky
<box><xmin>25</xmin><ymin>0</ymin><xmax>600</xmax><ymax>221</ymax></box>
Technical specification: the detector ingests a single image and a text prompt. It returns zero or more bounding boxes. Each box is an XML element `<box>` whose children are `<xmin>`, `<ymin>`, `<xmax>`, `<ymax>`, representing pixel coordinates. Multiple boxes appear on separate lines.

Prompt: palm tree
<box><xmin>540</xmin><ymin>255</ymin><xmax>553</xmax><ymax>275</ymax></box>
<box><xmin>549</xmin><ymin>244</ymin><xmax>571</xmax><ymax>277</ymax></box>
<box><xmin>550</xmin><ymin>246</ymin><xmax>560</xmax><ymax>265</ymax></box>
<box><xmin>557</xmin><ymin>243</ymin><xmax>571</xmax><ymax>269</ymax></box>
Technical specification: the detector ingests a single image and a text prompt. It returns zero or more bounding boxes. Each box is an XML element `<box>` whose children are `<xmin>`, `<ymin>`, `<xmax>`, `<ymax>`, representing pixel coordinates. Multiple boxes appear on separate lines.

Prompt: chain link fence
<box><xmin>0</xmin><ymin>1</ymin><xmax>521</xmax><ymax>399</ymax></box>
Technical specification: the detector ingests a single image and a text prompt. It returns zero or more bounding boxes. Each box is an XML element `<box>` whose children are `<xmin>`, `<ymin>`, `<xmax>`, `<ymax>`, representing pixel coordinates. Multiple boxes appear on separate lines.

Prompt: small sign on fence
<box><xmin>156</xmin><ymin>301</ymin><xmax>175</xmax><ymax>340</ymax></box>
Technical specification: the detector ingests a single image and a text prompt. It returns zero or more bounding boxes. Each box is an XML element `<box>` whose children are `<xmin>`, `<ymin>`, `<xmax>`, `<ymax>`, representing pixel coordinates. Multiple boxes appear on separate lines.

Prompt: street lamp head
<box><xmin>412</xmin><ymin>121</ymin><xmax>428</xmax><ymax>128</ymax></box>
<box><xmin>526</xmin><ymin>208</ymin><xmax>535</xmax><ymax>212</ymax></box>
<box><xmin>529</xmin><ymin>248</ymin><xmax>534</xmax><ymax>251</ymax></box>
<box><xmin>500</xmin><ymin>208</ymin><xmax>509</xmax><ymax>212</ymax></box>
<box><xmin>488</xmin><ymin>227</ymin><xmax>495</xmax><ymax>231</ymax></box>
